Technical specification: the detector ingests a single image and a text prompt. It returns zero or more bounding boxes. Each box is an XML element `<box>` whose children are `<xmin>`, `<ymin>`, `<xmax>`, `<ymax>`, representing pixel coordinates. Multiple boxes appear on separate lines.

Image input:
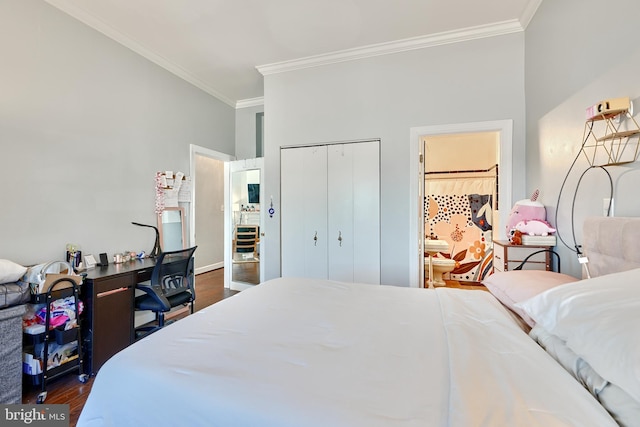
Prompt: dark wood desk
<box><xmin>82</xmin><ymin>258</ymin><xmax>155</xmax><ymax>374</ymax></box>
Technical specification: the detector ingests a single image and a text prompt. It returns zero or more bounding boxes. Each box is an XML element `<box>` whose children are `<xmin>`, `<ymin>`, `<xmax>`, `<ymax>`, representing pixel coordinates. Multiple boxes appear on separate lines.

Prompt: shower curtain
<box><xmin>425</xmin><ymin>174</ymin><xmax>495</xmax><ymax>282</ymax></box>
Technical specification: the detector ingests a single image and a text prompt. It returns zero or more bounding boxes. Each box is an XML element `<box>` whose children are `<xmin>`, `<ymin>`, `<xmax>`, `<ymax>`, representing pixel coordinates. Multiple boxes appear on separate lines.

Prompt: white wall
<box><xmin>263</xmin><ymin>33</ymin><xmax>526</xmax><ymax>285</ymax></box>
<box><xmin>424</xmin><ymin>132</ymin><xmax>498</xmax><ymax>172</ymax></box>
<box><xmin>525</xmin><ymin>0</ymin><xmax>640</xmax><ymax>278</ymax></box>
<box><xmin>235</xmin><ymin>105</ymin><xmax>264</xmax><ymax>160</ymax></box>
<box><xmin>0</xmin><ymin>0</ymin><xmax>234</xmax><ymax>265</ymax></box>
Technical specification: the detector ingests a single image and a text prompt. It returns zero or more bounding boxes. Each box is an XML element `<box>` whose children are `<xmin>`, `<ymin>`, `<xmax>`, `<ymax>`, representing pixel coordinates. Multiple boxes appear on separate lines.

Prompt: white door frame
<box><xmin>408</xmin><ymin>120</ymin><xmax>513</xmax><ymax>288</ymax></box>
<box><xmin>189</xmin><ymin>144</ymin><xmax>234</xmax><ymax>275</ymax></box>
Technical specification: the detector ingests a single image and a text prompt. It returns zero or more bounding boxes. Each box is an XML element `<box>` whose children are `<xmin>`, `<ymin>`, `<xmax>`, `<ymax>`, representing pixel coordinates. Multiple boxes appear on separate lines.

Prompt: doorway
<box><xmin>189</xmin><ymin>145</ymin><xmax>234</xmax><ymax>275</ymax></box>
<box><xmin>409</xmin><ymin>120</ymin><xmax>513</xmax><ymax>287</ymax></box>
<box><xmin>422</xmin><ymin>132</ymin><xmax>498</xmax><ymax>287</ymax></box>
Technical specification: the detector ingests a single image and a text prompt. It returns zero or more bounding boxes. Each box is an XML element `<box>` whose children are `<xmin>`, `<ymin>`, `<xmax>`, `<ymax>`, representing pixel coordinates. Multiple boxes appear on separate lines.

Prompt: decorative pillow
<box><xmin>516</xmin><ymin>267</ymin><xmax>640</xmax><ymax>404</ymax></box>
<box><xmin>482</xmin><ymin>270</ymin><xmax>578</xmax><ymax>327</ymax></box>
<box><xmin>0</xmin><ymin>259</ymin><xmax>27</xmax><ymax>284</ymax></box>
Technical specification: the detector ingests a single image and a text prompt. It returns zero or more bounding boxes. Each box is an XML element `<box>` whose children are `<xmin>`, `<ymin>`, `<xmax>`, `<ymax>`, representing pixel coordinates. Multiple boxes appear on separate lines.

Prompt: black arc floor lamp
<box><xmin>131</xmin><ymin>222</ymin><xmax>161</xmax><ymax>258</ymax></box>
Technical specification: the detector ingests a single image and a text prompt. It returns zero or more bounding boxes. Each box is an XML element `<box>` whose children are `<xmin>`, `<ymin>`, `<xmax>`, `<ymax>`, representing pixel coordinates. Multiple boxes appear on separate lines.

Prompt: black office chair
<box><xmin>135</xmin><ymin>246</ymin><xmax>197</xmax><ymax>338</ymax></box>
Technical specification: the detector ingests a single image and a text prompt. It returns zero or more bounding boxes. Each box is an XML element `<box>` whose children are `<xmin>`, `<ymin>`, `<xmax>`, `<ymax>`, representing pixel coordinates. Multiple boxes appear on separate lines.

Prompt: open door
<box><xmin>225</xmin><ymin>158</ymin><xmax>264</xmax><ymax>291</ymax></box>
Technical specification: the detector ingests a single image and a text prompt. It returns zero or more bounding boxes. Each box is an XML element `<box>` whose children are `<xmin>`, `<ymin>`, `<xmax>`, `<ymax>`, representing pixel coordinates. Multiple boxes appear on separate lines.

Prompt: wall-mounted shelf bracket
<box><xmin>580</xmin><ymin>108</ymin><xmax>640</xmax><ymax>166</ymax></box>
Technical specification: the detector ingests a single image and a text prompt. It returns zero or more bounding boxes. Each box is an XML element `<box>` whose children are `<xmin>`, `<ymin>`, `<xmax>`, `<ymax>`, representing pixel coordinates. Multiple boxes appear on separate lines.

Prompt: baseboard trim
<box><xmin>195</xmin><ymin>262</ymin><xmax>223</xmax><ymax>275</ymax></box>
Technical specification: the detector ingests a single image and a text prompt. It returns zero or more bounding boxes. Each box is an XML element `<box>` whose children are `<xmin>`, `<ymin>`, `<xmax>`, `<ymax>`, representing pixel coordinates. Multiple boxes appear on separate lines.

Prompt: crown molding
<box><xmin>257</xmin><ymin>20</ymin><xmax>523</xmax><ymax>76</ymax></box>
<box><xmin>44</xmin><ymin>0</ymin><xmax>531</xmax><ymax>104</ymax></box>
<box><xmin>235</xmin><ymin>97</ymin><xmax>264</xmax><ymax>109</ymax></box>
<box><xmin>520</xmin><ymin>0</ymin><xmax>544</xmax><ymax>29</ymax></box>
<box><xmin>43</xmin><ymin>0</ymin><xmax>236</xmax><ymax>107</ymax></box>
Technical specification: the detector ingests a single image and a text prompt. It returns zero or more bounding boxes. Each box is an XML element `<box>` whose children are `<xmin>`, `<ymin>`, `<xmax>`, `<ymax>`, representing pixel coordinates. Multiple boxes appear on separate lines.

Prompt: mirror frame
<box><xmin>158</xmin><ymin>207</ymin><xmax>186</xmax><ymax>251</ymax></box>
<box><xmin>227</xmin><ymin>158</ymin><xmax>264</xmax><ymax>291</ymax></box>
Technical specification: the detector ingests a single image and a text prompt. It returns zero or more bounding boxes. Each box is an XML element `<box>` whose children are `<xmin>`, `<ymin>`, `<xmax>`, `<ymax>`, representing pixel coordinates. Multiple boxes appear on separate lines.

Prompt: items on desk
<box><xmin>65</xmin><ymin>243</ymin><xmax>82</xmax><ymax>269</ymax></box>
<box><xmin>98</xmin><ymin>253</ymin><xmax>109</xmax><ymax>266</ymax></box>
<box><xmin>112</xmin><ymin>251</ymin><xmax>143</xmax><ymax>264</ymax></box>
<box><xmin>82</xmin><ymin>254</ymin><xmax>97</xmax><ymax>270</ymax></box>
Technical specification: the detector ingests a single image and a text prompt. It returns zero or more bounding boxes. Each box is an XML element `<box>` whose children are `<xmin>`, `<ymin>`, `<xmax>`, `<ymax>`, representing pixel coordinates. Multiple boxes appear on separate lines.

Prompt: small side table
<box><xmin>493</xmin><ymin>240</ymin><xmax>554</xmax><ymax>273</ymax></box>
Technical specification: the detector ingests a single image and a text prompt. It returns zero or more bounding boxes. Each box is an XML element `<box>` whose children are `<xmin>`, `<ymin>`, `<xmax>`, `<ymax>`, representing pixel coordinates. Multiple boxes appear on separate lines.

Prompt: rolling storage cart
<box><xmin>23</xmin><ymin>277</ymin><xmax>89</xmax><ymax>403</ymax></box>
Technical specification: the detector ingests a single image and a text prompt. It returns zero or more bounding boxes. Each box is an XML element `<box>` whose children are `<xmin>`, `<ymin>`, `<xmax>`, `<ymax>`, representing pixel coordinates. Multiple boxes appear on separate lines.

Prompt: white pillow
<box><xmin>0</xmin><ymin>259</ymin><xmax>27</xmax><ymax>284</ymax></box>
<box><xmin>516</xmin><ymin>267</ymin><xmax>640</xmax><ymax>404</ymax></box>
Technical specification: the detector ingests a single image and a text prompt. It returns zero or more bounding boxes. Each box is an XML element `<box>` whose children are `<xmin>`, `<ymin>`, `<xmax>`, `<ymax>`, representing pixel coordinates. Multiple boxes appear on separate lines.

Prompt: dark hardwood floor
<box><xmin>22</xmin><ymin>268</ymin><xmax>235</xmax><ymax>427</ymax></box>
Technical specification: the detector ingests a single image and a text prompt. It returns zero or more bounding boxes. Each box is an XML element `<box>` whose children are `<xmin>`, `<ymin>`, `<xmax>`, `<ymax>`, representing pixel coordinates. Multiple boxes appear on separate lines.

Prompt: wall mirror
<box><xmin>158</xmin><ymin>207</ymin><xmax>186</xmax><ymax>252</ymax></box>
<box><xmin>230</xmin><ymin>168</ymin><xmax>261</xmax><ymax>286</ymax></box>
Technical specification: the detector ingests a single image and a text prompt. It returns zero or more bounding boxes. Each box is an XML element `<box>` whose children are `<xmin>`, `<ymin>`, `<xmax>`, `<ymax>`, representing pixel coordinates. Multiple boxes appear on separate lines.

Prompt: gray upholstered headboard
<box><xmin>582</xmin><ymin>217</ymin><xmax>640</xmax><ymax>278</ymax></box>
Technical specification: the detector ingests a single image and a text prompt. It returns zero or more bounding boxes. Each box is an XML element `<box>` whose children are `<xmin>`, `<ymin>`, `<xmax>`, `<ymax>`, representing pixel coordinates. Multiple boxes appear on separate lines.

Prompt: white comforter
<box><xmin>77</xmin><ymin>277</ymin><xmax>617</xmax><ymax>427</ymax></box>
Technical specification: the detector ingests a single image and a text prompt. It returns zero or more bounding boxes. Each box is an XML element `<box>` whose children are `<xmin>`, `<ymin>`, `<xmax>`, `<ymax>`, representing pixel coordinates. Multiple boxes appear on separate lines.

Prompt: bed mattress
<box><xmin>77</xmin><ymin>277</ymin><xmax>617</xmax><ymax>427</ymax></box>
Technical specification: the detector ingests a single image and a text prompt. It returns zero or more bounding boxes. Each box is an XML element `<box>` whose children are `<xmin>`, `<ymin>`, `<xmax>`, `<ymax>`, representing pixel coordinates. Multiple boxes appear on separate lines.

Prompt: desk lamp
<box><xmin>424</xmin><ymin>239</ymin><xmax>449</xmax><ymax>289</ymax></box>
<box><xmin>131</xmin><ymin>222</ymin><xmax>161</xmax><ymax>258</ymax></box>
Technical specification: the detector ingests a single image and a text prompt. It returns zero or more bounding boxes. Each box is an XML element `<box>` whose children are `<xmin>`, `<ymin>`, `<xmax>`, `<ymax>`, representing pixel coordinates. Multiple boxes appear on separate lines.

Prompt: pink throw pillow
<box><xmin>482</xmin><ymin>270</ymin><xmax>578</xmax><ymax>327</ymax></box>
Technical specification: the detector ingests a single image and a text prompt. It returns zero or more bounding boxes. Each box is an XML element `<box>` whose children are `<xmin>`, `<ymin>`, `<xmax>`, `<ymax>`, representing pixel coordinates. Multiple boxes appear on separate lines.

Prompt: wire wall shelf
<box><xmin>580</xmin><ymin>108</ymin><xmax>640</xmax><ymax>167</ymax></box>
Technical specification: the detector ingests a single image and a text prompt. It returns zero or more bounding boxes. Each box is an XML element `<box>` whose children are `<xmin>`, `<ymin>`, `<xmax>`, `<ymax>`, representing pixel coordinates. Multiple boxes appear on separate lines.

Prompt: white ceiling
<box><xmin>44</xmin><ymin>0</ymin><xmax>542</xmax><ymax>107</ymax></box>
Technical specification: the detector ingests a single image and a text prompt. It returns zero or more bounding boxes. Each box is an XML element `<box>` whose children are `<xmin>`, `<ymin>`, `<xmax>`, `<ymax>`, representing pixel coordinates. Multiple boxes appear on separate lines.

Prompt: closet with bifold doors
<box><xmin>280</xmin><ymin>139</ymin><xmax>380</xmax><ymax>284</ymax></box>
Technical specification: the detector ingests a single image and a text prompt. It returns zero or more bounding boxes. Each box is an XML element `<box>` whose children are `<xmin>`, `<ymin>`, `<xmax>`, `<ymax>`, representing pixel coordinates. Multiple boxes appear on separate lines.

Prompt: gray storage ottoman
<box><xmin>0</xmin><ymin>304</ymin><xmax>27</xmax><ymax>404</ymax></box>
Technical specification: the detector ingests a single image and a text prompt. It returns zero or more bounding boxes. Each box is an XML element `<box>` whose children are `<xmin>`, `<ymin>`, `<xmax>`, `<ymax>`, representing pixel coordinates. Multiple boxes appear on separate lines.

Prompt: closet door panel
<box><xmin>280</xmin><ymin>147</ymin><xmax>304</xmax><ymax>277</ymax></box>
<box><xmin>352</xmin><ymin>141</ymin><xmax>380</xmax><ymax>284</ymax></box>
<box><xmin>327</xmin><ymin>144</ymin><xmax>354</xmax><ymax>282</ymax></box>
<box><xmin>281</xmin><ymin>146</ymin><xmax>328</xmax><ymax>279</ymax></box>
<box><xmin>302</xmin><ymin>145</ymin><xmax>328</xmax><ymax>279</ymax></box>
<box><xmin>281</xmin><ymin>141</ymin><xmax>379</xmax><ymax>284</ymax></box>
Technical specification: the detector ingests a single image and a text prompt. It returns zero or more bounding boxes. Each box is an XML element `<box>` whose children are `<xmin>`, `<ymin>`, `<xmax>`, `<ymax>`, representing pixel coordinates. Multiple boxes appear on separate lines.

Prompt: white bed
<box><xmin>77</xmin><ymin>217</ymin><xmax>640</xmax><ymax>427</ymax></box>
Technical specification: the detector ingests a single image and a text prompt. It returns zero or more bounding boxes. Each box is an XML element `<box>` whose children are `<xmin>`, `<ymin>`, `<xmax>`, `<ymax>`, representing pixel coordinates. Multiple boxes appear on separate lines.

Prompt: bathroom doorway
<box><xmin>422</xmin><ymin>132</ymin><xmax>499</xmax><ymax>287</ymax></box>
<box><xmin>409</xmin><ymin>120</ymin><xmax>513</xmax><ymax>287</ymax></box>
